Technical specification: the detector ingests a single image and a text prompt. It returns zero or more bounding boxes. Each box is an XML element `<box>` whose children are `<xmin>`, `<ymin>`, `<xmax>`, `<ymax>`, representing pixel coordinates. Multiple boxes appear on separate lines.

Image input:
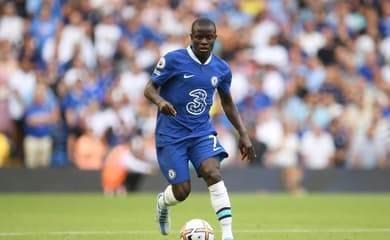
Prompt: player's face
<box><xmin>190</xmin><ymin>24</ymin><xmax>217</xmax><ymax>59</ymax></box>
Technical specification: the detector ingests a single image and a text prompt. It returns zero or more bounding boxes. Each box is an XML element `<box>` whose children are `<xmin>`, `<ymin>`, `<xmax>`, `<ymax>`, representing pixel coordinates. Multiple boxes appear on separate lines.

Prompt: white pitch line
<box><xmin>237</xmin><ymin>228</ymin><xmax>390</xmax><ymax>233</ymax></box>
<box><xmin>1</xmin><ymin>228</ymin><xmax>390</xmax><ymax>237</ymax></box>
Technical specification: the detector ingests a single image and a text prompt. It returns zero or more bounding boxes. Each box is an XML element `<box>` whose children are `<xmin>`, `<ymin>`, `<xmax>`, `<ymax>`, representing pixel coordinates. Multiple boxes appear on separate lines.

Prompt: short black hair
<box><xmin>191</xmin><ymin>17</ymin><xmax>216</xmax><ymax>33</ymax></box>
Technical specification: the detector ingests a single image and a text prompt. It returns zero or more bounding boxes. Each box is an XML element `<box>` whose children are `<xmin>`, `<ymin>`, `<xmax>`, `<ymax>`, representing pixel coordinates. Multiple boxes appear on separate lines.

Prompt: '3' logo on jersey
<box><xmin>186</xmin><ymin>89</ymin><xmax>207</xmax><ymax>115</ymax></box>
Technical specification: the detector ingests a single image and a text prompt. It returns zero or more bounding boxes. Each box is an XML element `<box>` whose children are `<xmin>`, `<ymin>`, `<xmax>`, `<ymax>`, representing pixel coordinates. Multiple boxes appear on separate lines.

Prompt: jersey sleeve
<box><xmin>217</xmin><ymin>67</ymin><xmax>232</xmax><ymax>94</ymax></box>
<box><xmin>151</xmin><ymin>53</ymin><xmax>176</xmax><ymax>86</ymax></box>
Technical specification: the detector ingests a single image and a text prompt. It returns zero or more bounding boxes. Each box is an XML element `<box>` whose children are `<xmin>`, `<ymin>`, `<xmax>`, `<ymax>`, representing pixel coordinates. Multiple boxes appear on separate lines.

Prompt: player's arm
<box><xmin>218</xmin><ymin>90</ymin><xmax>256</xmax><ymax>161</ymax></box>
<box><xmin>144</xmin><ymin>80</ymin><xmax>176</xmax><ymax>116</ymax></box>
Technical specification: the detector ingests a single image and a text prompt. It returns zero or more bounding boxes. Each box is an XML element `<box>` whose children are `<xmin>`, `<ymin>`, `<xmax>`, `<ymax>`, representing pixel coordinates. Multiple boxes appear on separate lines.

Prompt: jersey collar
<box><xmin>186</xmin><ymin>46</ymin><xmax>212</xmax><ymax>65</ymax></box>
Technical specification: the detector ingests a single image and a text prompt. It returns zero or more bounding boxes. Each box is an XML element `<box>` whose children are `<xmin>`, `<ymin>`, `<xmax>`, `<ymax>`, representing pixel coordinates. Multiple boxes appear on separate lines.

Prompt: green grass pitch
<box><xmin>0</xmin><ymin>193</ymin><xmax>389</xmax><ymax>240</ymax></box>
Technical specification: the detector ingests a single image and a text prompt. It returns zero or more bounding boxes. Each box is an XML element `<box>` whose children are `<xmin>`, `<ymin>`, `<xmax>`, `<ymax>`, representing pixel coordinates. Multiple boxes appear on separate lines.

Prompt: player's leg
<box><xmin>190</xmin><ymin>134</ymin><xmax>233</xmax><ymax>240</ymax></box>
<box><xmin>156</xmin><ymin>142</ymin><xmax>191</xmax><ymax>235</ymax></box>
<box><xmin>200</xmin><ymin>158</ymin><xmax>234</xmax><ymax>240</ymax></box>
<box><xmin>157</xmin><ymin>181</ymin><xmax>191</xmax><ymax>212</ymax></box>
<box><xmin>156</xmin><ymin>181</ymin><xmax>192</xmax><ymax>233</ymax></box>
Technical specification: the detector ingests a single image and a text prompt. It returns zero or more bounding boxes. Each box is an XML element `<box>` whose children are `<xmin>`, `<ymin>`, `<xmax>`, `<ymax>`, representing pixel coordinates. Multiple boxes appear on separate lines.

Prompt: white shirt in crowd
<box><xmin>9</xmin><ymin>69</ymin><xmax>36</xmax><ymax>116</ymax></box>
<box><xmin>300</xmin><ymin>127</ymin><xmax>335</xmax><ymax>169</ymax></box>
<box><xmin>119</xmin><ymin>66</ymin><xmax>149</xmax><ymax>104</ymax></box>
<box><xmin>262</xmin><ymin>70</ymin><xmax>285</xmax><ymax>102</ymax></box>
<box><xmin>0</xmin><ymin>15</ymin><xmax>23</xmax><ymax>45</ymax></box>
<box><xmin>255</xmin><ymin>109</ymin><xmax>283</xmax><ymax>151</ymax></box>
<box><xmin>94</xmin><ymin>19</ymin><xmax>122</xmax><ymax>59</ymax></box>
<box><xmin>272</xmin><ymin>133</ymin><xmax>300</xmax><ymax>168</ymax></box>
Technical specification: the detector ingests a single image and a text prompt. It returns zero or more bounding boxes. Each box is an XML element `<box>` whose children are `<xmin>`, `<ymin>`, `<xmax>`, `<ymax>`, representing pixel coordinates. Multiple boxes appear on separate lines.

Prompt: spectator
<box><xmin>19</xmin><ymin>34</ymin><xmax>40</xmax><ymax>67</ymax></box>
<box><xmin>0</xmin><ymin>132</ymin><xmax>10</xmax><ymax>167</ymax></box>
<box><xmin>102</xmin><ymin>141</ymin><xmax>155</xmax><ymax>195</ymax></box>
<box><xmin>23</xmin><ymin>83</ymin><xmax>59</xmax><ymax>168</ymax></box>
<box><xmin>253</xmin><ymin>35</ymin><xmax>289</xmax><ymax>72</ymax></box>
<box><xmin>296</xmin><ymin>19</ymin><xmax>325</xmax><ymax>57</ymax></box>
<box><xmin>0</xmin><ymin>2</ymin><xmax>24</xmax><ymax>46</ymax></box>
<box><xmin>229</xmin><ymin>58</ymin><xmax>250</xmax><ymax>105</ymax></box>
<box><xmin>250</xmin><ymin>10</ymin><xmax>280</xmax><ymax>49</ymax></box>
<box><xmin>255</xmin><ymin>107</ymin><xmax>283</xmax><ymax>154</ymax></box>
<box><xmin>300</xmin><ymin>120</ymin><xmax>335</xmax><ymax>170</ymax></box>
<box><xmin>83</xmin><ymin>71</ymin><xmax>105</xmax><ymax>104</ymax></box>
<box><xmin>302</xmin><ymin>56</ymin><xmax>326</xmax><ymax>93</ymax></box>
<box><xmin>348</xmin><ymin>120</ymin><xmax>388</xmax><ymax>170</ymax></box>
<box><xmin>50</xmin><ymin>113</ymin><xmax>68</xmax><ymax>167</ymax></box>
<box><xmin>8</xmin><ymin>57</ymin><xmax>37</xmax><ymax>162</ymax></box>
<box><xmin>287</xmin><ymin>44</ymin><xmax>307</xmax><ymax>78</ymax></box>
<box><xmin>281</xmin><ymin>76</ymin><xmax>310</xmax><ymax>130</ymax></box>
<box><xmin>26</xmin><ymin>0</ymin><xmax>62</xmax><ymax>19</ymax></box>
<box><xmin>317</xmin><ymin>27</ymin><xmax>337</xmax><ymax>66</ymax></box>
<box><xmin>95</xmin><ymin>57</ymin><xmax>115</xmax><ymax>95</ymax></box>
<box><xmin>9</xmin><ymin>57</ymin><xmax>37</xmax><ymax>108</ymax></box>
<box><xmin>319</xmin><ymin>65</ymin><xmax>346</xmax><ymax>105</ymax></box>
<box><xmin>63</xmin><ymin>54</ymin><xmax>89</xmax><ymax>88</ymax></box>
<box><xmin>344</xmin><ymin>78</ymin><xmax>376</xmax><ymax>133</ymax></box>
<box><xmin>261</xmin><ymin>66</ymin><xmax>286</xmax><ymax>102</ymax></box>
<box><xmin>357</xmin><ymin>51</ymin><xmax>381</xmax><ymax>84</ymax></box>
<box><xmin>73</xmin><ymin>127</ymin><xmax>107</xmax><ymax>170</ymax></box>
<box><xmin>216</xmin><ymin>13</ymin><xmax>242</xmax><ymax>61</ymax></box>
<box><xmin>119</xmin><ymin>61</ymin><xmax>149</xmax><ymax>105</ymax></box>
<box><xmin>266</xmin><ymin>121</ymin><xmax>300</xmax><ymax>169</ymax></box>
<box><xmin>379</xmin><ymin>0</ymin><xmax>390</xmax><ymax>38</ymax></box>
<box><xmin>0</xmin><ymin>77</ymin><xmax>15</xmax><ymax>138</ymax></box>
<box><xmin>29</xmin><ymin>2</ymin><xmax>60</xmax><ymax>53</ymax></box>
<box><xmin>62</xmin><ymin>78</ymin><xmax>90</xmax><ymax>162</ymax></box>
<box><xmin>57</xmin><ymin>10</ymin><xmax>96</xmax><ymax>68</ymax></box>
<box><xmin>93</xmin><ymin>11</ymin><xmax>121</xmax><ymax>59</ymax></box>
<box><xmin>328</xmin><ymin>115</ymin><xmax>350</xmax><ymax>168</ymax></box>
<box><xmin>0</xmin><ymin>40</ymin><xmax>18</xmax><ymax>83</ymax></box>
<box><xmin>239</xmin><ymin>72</ymin><xmax>272</xmax><ymax>113</ymax></box>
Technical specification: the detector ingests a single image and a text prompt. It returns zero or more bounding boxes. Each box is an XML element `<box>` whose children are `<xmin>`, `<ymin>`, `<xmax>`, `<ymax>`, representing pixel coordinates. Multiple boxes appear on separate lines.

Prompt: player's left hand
<box><xmin>238</xmin><ymin>135</ymin><xmax>256</xmax><ymax>161</ymax></box>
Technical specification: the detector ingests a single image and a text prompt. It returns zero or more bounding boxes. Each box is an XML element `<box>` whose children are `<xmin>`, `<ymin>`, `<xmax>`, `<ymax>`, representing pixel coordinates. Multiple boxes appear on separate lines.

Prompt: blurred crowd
<box><xmin>0</xmin><ymin>0</ymin><xmax>389</xmax><ymax>172</ymax></box>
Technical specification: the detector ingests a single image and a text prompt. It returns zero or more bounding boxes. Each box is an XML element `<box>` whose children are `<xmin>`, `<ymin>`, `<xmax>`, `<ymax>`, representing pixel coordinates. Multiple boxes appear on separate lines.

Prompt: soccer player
<box><xmin>144</xmin><ymin>17</ymin><xmax>256</xmax><ymax>240</ymax></box>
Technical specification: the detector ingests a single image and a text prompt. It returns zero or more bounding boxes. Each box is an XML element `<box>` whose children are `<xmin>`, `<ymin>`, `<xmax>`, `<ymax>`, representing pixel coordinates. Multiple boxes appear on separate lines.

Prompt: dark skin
<box><xmin>144</xmin><ymin>18</ymin><xmax>256</xmax><ymax>201</ymax></box>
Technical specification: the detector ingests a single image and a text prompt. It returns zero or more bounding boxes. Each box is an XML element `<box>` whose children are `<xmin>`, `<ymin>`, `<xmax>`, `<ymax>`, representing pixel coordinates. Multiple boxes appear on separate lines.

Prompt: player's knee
<box><xmin>172</xmin><ymin>182</ymin><xmax>191</xmax><ymax>201</ymax></box>
<box><xmin>202</xmin><ymin>167</ymin><xmax>222</xmax><ymax>185</ymax></box>
<box><xmin>200</xmin><ymin>158</ymin><xmax>222</xmax><ymax>185</ymax></box>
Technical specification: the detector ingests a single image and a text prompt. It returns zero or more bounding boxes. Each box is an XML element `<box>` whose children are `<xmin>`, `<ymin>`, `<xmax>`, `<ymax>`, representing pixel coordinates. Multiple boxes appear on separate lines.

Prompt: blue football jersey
<box><xmin>151</xmin><ymin>46</ymin><xmax>232</xmax><ymax>147</ymax></box>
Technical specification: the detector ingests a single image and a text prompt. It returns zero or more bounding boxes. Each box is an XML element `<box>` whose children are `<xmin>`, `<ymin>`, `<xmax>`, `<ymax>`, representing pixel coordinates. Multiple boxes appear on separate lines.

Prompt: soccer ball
<box><xmin>179</xmin><ymin>219</ymin><xmax>214</xmax><ymax>240</ymax></box>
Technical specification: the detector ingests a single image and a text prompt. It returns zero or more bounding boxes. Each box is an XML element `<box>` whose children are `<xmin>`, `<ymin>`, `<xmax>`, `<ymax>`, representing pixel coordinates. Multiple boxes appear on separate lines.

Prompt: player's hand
<box><xmin>158</xmin><ymin>100</ymin><xmax>177</xmax><ymax>116</ymax></box>
<box><xmin>238</xmin><ymin>135</ymin><xmax>256</xmax><ymax>161</ymax></box>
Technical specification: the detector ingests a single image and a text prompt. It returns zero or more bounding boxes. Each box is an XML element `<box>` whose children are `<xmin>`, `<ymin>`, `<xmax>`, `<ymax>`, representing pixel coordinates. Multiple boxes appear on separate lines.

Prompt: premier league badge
<box><xmin>210</xmin><ymin>76</ymin><xmax>218</xmax><ymax>87</ymax></box>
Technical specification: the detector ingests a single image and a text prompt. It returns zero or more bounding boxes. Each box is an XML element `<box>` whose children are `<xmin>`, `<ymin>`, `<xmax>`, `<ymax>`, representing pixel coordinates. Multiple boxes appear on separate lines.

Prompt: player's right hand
<box><xmin>238</xmin><ymin>135</ymin><xmax>256</xmax><ymax>162</ymax></box>
<box><xmin>158</xmin><ymin>100</ymin><xmax>177</xmax><ymax>116</ymax></box>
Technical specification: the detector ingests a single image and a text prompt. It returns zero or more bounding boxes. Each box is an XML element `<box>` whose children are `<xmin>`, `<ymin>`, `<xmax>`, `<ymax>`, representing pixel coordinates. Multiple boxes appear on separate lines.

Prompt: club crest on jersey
<box><xmin>211</xmin><ymin>76</ymin><xmax>218</xmax><ymax>87</ymax></box>
<box><xmin>168</xmin><ymin>169</ymin><xmax>176</xmax><ymax>180</ymax></box>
